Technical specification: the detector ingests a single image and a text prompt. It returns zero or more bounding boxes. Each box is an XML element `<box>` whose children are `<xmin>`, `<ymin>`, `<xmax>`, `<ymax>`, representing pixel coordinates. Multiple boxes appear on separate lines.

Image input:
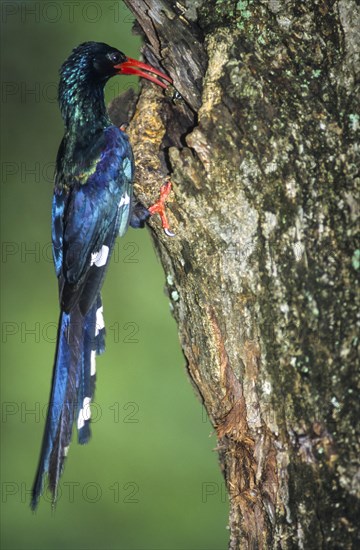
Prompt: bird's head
<box><xmin>60</xmin><ymin>41</ymin><xmax>172</xmax><ymax>91</ymax></box>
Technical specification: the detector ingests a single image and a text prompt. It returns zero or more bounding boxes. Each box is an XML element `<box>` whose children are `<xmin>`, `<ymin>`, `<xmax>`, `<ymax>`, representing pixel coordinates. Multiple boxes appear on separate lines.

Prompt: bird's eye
<box><xmin>108</xmin><ymin>52</ymin><xmax>122</xmax><ymax>64</ymax></box>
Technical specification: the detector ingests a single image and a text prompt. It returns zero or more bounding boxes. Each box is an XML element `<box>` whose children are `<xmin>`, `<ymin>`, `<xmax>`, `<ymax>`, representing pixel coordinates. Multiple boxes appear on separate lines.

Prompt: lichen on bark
<box><xmin>120</xmin><ymin>1</ymin><xmax>359</xmax><ymax>547</ymax></box>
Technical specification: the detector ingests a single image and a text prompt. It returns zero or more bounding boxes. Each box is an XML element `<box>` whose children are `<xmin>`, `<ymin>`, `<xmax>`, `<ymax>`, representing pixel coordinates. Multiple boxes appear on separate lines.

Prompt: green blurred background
<box><xmin>0</xmin><ymin>1</ymin><xmax>228</xmax><ymax>548</ymax></box>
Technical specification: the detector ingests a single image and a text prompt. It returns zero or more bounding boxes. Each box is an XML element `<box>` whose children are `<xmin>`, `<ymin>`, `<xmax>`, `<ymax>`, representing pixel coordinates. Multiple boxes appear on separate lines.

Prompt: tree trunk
<box><xmin>117</xmin><ymin>1</ymin><xmax>359</xmax><ymax>548</ymax></box>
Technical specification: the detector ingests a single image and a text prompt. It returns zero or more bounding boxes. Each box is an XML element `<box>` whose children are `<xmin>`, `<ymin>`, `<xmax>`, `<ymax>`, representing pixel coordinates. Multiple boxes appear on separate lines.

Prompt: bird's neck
<box><xmin>59</xmin><ymin>81</ymin><xmax>111</xmax><ymax>147</ymax></box>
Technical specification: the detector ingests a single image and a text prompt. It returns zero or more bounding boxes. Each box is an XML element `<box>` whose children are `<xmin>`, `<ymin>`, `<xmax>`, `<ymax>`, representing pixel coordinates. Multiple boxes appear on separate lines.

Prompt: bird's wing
<box><xmin>52</xmin><ymin>126</ymin><xmax>134</xmax><ymax>314</ymax></box>
<box><xmin>52</xmin><ymin>138</ymin><xmax>67</xmax><ymax>279</ymax></box>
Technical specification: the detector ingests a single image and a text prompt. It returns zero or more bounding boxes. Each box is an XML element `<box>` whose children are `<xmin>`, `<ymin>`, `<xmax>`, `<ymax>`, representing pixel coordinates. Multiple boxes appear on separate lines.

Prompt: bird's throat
<box><xmin>60</xmin><ymin>81</ymin><xmax>111</xmax><ymax>148</ymax></box>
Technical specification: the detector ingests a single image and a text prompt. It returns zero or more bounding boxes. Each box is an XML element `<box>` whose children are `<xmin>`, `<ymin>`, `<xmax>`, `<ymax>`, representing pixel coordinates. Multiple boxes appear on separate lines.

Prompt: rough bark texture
<box><xmin>116</xmin><ymin>1</ymin><xmax>359</xmax><ymax>548</ymax></box>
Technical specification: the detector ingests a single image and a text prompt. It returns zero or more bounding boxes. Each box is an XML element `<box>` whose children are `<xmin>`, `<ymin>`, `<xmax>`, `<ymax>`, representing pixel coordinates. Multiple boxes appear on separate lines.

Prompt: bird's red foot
<box><xmin>148</xmin><ymin>181</ymin><xmax>175</xmax><ymax>237</ymax></box>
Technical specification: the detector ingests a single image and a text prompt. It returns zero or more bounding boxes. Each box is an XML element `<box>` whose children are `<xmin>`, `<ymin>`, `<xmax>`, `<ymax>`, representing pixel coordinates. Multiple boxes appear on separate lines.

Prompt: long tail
<box><xmin>31</xmin><ymin>296</ymin><xmax>105</xmax><ymax>510</ymax></box>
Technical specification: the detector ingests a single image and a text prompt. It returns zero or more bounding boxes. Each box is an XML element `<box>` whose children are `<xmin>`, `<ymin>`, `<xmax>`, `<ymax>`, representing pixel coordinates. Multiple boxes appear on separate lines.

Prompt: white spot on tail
<box><xmin>63</xmin><ymin>446</ymin><xmax>69</xmax><ymax>457</ymax></box>
<box><xmin>90</xmin><ymin>245</ymin><xmax>109</xmax><ymax>267</ymax></box>
<box><xmin>83</xmin><ymin>397</ymin><xmax>91</xmax><ymax>421</ymax></box>
<box><xmin>77</xmin><ymin>397</ymin><xmax>91</xmax><ymax>429</ymax></box>
<box><xmin>119</xmin><ymin>192</ymin><xmax>130</xmax><ymax>208</ymax></box>
<box><xmin>90</xmin><ymin>349</ymin><xmax>96</xmax><ymax>376</ymax></box>
<box><xmin>77</xmin><ymin>411</ymin><xmax>84</xmax><ymax>430</ymax></box>
<box><xmin>95</xmin><ymin>306</ymin><xmax>104</xmax><ymax>336</ymax></box>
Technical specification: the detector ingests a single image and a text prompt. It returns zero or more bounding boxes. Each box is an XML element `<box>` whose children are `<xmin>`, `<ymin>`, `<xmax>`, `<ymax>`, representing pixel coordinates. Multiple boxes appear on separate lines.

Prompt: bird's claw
<box><xmin>148</xmin><ymin>181</ymin><xmax>175</xmax><ymax>237</ymax></box>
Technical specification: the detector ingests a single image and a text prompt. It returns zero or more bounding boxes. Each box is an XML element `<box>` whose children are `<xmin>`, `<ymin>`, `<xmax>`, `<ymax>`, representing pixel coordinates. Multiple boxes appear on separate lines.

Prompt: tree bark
<box><xmin>117</xmin><ymin>1</ymin><xmax>359</xmax><ymax>548</ymax></box>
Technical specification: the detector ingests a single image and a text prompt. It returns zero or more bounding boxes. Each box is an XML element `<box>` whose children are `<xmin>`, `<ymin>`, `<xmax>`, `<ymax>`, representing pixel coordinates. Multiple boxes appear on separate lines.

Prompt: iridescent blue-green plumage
<box><xmin>31</xmin><ymin>42</ymin><xmax>149</xmax><ymax>510</ymax></box>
